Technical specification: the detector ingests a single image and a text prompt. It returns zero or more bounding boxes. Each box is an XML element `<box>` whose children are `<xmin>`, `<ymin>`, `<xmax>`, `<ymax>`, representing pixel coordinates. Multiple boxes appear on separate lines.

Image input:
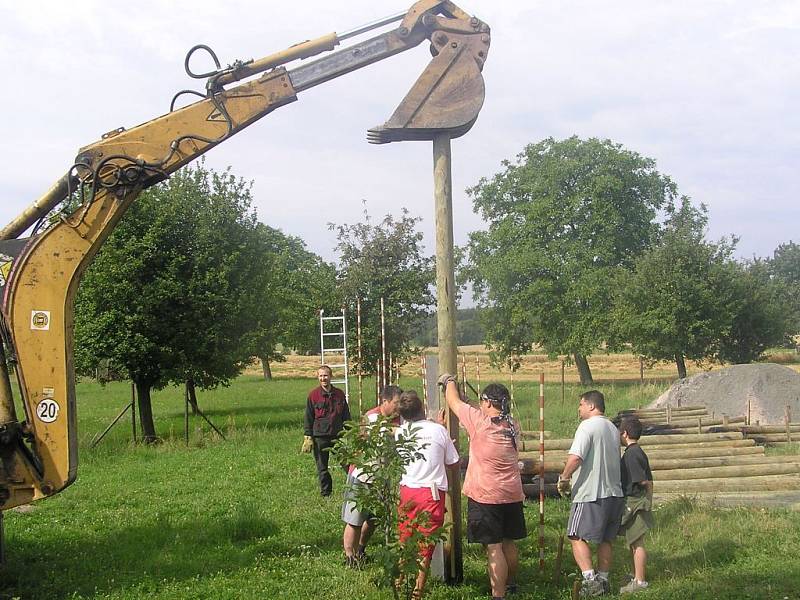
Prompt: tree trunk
<box><xmin>135</xmin><ymin>379</ymin><xmax>158</xmax><ymax>443</ymax></box>
<box><xmin>573</xmin><ymin>353</ymin><xmax>594</xmax><ymax>386</ymax></box>
<box><xmin>675</xmin><ymin>353</ymin><xmax>687</xmax><ymax>379</ymax></box>
<box><xmin>186</xmin><ymin>378</ymin><xmax>199</xmax><ymax>415</ymax></box>
<box><xmin>260</xmin><ymin>357</ymin><xmax>272</xmax><ymax>381</ymax></box>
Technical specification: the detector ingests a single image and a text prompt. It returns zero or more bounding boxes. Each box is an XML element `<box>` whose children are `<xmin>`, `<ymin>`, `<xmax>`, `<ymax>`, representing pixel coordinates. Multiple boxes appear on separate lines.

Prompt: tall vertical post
<box><xmin>433</xmin><ymin>133</ymin><xmax>462</xmax><ymax>583</ymax></box>
<box><xmin>380</xmin><ymin>297</ymin><xmax>387</xmax><ymax>389</ymax></box>
<box><xmin>538</xmin><ymin>372</ymin><xmax>545</xmax><ymax>572</ymax></box>
<box><xmin>421</xmin><ymin>354</ymin><xmax>428</xmax><ymax>413</ymax></box>
<box><xmin>356</xmin><ymin>297</ymin><xmax>363</xmax><ymax>416</ymax></box>
<box><xmin>475</xmin><ymin>353</ymin><xmax>481</xmax><ymax>392</ymax></box>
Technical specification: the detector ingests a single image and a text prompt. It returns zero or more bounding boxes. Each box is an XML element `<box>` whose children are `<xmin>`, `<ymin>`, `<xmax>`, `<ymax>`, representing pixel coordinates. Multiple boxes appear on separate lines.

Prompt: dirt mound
<box><xmin>649</xmin><ymin>364</ymin><xmax>800</xmax><ymax>424</ymax></box>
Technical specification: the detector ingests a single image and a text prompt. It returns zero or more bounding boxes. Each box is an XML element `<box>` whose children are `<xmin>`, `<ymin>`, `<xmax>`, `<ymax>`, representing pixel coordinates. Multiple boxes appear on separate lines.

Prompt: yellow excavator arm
<box><xmin>0</xmin><ymin>0</ymin><xmax>490</xmax><ymax>511</ymax></box>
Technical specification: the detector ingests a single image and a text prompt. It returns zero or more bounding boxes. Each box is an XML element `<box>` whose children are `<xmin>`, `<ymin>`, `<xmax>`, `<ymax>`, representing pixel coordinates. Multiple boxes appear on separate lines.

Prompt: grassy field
<box><xmin>2</xmin><ymin>375</ymin><xmax>799</xmax><ymax>599</ymax></box>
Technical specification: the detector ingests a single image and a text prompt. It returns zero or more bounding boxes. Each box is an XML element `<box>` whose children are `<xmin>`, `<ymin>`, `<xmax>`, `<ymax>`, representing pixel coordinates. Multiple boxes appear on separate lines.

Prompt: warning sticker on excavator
<box><xmin>0</xmin><ymin>254</ymin><xmax>12</xmax><ymax>287</ymax></box>
<box><xmin>31</xmin><ymin>310</ymin><xmax>51</xmax><ymax>330</ymax></box>
<box><xmin>37</xmin><ymin>398</ymin><xmax>60</xmax><ymax>423</ymax></box>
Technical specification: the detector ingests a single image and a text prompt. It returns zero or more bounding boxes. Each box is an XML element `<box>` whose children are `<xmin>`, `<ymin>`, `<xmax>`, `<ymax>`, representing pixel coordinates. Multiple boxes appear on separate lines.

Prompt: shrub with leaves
<box><xmin>332</xmin><ymin>416</ymin><xmax>448</xmax><ymax>599</ymax></box>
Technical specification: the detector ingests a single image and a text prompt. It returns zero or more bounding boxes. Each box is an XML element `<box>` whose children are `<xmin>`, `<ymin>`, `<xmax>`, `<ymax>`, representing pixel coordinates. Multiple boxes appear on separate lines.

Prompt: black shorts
<box><xmin>467</xmin><ymin>498</ymin><xmax>527</xmax><ymax>545</ymax></box>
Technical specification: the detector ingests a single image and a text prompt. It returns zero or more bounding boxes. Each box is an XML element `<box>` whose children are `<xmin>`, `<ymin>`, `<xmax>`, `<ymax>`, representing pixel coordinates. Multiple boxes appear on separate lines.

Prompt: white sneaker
<box><xmin>619</xmin><ymin>579</ymin><xmax>649</xmax><ymax>594</ymax></box>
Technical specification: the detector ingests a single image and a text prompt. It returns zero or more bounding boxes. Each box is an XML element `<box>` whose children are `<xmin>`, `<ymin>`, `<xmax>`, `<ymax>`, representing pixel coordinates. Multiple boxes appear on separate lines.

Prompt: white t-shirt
<box><xmin>567</xmin><ymin>415</ymin><xmax>623</xmax><ymax>502</ymax></box>
<box><xmin>397</xmin><ymin>420</ymin><xmax>460</xmax><ymax>491</ymax></box>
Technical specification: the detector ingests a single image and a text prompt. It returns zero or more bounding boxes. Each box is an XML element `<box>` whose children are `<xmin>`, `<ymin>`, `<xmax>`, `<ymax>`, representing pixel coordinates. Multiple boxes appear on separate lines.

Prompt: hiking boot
<box><xmin>579</xmin><ymin>577</ymin><xmax>607</xmax><ymax>598</ymax></box>
<box><xmin>619</xmin><ymin>579</ymin><xmax>649</xmax><ymax>594</ymax></box>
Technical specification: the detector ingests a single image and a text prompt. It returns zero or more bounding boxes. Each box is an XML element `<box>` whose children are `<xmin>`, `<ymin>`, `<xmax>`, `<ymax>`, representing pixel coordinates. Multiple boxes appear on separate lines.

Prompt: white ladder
<box><xmin>319</xmin><ymin>308</ymin><xmax>349</xmax><ymax>403</ymax></box>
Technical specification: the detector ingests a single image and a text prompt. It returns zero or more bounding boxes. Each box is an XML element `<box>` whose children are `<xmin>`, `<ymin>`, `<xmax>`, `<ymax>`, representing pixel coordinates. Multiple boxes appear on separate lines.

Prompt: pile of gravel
<box><xmin>649</xmin><ymin>364</ymin><xmax>800</xmax><ymax>424</ymax></box>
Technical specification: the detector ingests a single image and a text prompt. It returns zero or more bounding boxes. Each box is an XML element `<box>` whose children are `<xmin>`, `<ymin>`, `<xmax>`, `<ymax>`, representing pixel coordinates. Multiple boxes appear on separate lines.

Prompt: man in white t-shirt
<box><xmin>558</xmin><ymin>390</ymin><xmax>624</xmax><ymax>597</ymax></box>
<box><xmin>396</xmin><ymin>390</ymin><xmax>459</xmax><ymax>600</ymax></box>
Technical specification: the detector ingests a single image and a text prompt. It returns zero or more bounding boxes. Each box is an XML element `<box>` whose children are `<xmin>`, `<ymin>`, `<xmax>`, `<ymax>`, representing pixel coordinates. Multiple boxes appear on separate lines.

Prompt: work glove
<box><xmin>557</xmin><ymin>476</ymin><xmax>572</xmax><ymax>499</ymax></box>
<box><xmin>301</xmin><ymin>435</ymin><xmax>313</xmax><ymax>454</ymax></box>
<box><xmin>437</xmin><ymin>373</ymin><xmax>457</xmax><ymax>388</ymax></box>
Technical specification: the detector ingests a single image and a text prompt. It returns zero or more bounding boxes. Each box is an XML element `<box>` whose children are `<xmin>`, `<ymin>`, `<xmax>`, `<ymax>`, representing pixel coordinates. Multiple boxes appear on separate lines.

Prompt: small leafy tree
<box><xmin>331</xmin><ymin>206</ymin><xmax>435</xmax><ymax>377</ymax></box>
<box><xmin>332</xmin><ymin>416</ymin><xmax>448</xmax><ymax>600</ymax></box>
<box><xmin>614</xmin><ymin>199</ymin><xmax>738</xmax><ymax>377</ymax></box>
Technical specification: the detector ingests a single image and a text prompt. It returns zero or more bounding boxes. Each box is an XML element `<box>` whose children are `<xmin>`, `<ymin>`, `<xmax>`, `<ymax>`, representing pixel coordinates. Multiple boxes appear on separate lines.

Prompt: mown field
<box><xmin>2</xmin><ymin>374</ymin><xmax>799</xmax><ymax>599</ymax></box>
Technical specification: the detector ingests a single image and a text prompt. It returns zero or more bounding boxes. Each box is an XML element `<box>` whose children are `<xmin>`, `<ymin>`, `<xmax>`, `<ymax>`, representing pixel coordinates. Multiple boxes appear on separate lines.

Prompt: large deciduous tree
<box><xmin>74</xmin><ymin>164</ymin><xmax>262</xmax><ymax>441</ymax></box>
<box><xmin>331</xmin><ymin>207</ymin><xmax>434</xmax><ymax>378</ymax></box>
<box><xmin>467</xmin><ymin>136</ymin><xmax>676</xmax><ymax>384</ymax></box>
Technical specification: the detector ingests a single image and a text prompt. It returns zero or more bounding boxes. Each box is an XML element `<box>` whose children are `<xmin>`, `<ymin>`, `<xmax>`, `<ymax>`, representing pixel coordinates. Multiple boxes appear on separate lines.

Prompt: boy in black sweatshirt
<box><xmin>618</xmin><ymin>416</ymin><xmax>653</xmax><ymax>595</ymax></box>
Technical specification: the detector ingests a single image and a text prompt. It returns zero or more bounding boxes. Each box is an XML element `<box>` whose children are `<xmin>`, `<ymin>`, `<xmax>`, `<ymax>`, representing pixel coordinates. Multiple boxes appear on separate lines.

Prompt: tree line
<box><xmin>72</xmin><ymin>138</ymin><xmax>800</xmax><ymax>440</ymax></box>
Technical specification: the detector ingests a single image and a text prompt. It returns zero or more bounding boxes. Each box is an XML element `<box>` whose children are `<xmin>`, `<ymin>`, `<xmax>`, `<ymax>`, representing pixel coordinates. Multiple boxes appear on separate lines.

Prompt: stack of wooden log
<box><xmin>517</xmin><ymin>405</ymin><xmax>800</xmax><ymax>498</ymax></box>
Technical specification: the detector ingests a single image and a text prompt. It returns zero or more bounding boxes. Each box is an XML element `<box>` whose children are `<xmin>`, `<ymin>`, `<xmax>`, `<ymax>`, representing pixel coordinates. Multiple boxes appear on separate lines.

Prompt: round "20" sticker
<box><xmin>37</xmin><ymin>398</ymin><xmax>60</xmax><ymax>423</ymax></box>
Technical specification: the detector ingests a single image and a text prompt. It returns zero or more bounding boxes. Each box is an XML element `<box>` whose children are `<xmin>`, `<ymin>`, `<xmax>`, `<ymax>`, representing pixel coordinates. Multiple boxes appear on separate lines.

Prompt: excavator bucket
<box><xmin>367</xmin><ymin>28</ymin><xmax>489</xmax><ymax>144</ymax></box>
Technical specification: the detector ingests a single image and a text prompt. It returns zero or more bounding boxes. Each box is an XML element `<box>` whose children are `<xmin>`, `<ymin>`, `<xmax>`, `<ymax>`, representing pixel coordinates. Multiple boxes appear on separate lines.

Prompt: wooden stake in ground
<box><xmin>433</xmin><ymin>132</ymin><xmax>462</xmax><ymax>583</ymax></box>
<box><xmin>553</xmin><ymin>535</ymin><xmax>565</xmax><ymax>584</ymax></box>
<box><xmin>561</xmin><ymin>359</ymin><xmax>565</xmax><ymax>405</ymax></box>
<box><xmin>475</xmin><ymin>354</ymin><xmax>481</xmax><ymax>392</ymax></box>
<box><xmin>538</xmin><ymin>372</ymin><xmax>545</xmax><ymax>572</ymax></box>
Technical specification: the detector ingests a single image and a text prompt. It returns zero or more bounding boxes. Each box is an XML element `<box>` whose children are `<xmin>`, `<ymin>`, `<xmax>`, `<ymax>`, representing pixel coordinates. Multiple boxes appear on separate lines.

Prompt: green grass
<box><xmin>2</xmin><ymin>376</ymin><xmax>799</xmax><ymax>599</ymax></box>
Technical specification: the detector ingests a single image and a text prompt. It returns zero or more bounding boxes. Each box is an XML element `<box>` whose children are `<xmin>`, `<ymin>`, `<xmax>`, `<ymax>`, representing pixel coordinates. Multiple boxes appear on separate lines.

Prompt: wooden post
<box><xmin>747</xmin><ymin>397</ymin><xmax>750</xmax><ymax>426</ymax></box>
<box><xmin>538</xmin><ymin>372</ymin><xmax>545</xmax><ymax>572</ymax></box>
<box><xmin>666</xmin><ymin>404</ymin><xmax>672</xmax><ymax>425</ymax></box>
<box><xmin>553</xmin><ymin>535</ymin><xmax>565</xmax><ymax>584</ymax></box>
<box><xmin>356</xmin><ymin>297</ymin><xmax>363</xmax><ymax>416</ymax></box>
<box><xmin>639</xmin><ymin>356</ymin><xmax>644</xmax><ymax>385</ymax></box>
<box><xmin>460</xmin><ymin>353</ymin><xmax>467</xmax><ymax>397</ymax></box>
<box><xmin>421</xmin><ymin>354</ymin><xmax>428</xmax><ymax>413</ymax></box>
<box><xmin>475</xmin><ymin>354</ymin><xmax>481</xmax><ymax>392</ymax></box>
<box><xmin>433</xmin><ymin>132</ymin><xmax>462</xmax><ymax>582</ymax></box>
<box><xmin>561</xmin><ymin>359</ymin><xmax>565</xmax><ymax>405</ymax></box>
<box><xmin>509</xmin><ymin>358</ymin><xmax>517</xmax><ymax>419</ymax></box>
<box><xmin>786</xmin><ymin>405</ymin><xmax>792</xmax><ymax>443</ymax></box>
<box><xmin>375</xmin><ymin>359</ymin><xmax>380</xmax><ymax>406</ymax></box>
<box><xmin>380</xmin><ymin>296</ymin><xmax>387</xmax><ymax>389</ymax></box>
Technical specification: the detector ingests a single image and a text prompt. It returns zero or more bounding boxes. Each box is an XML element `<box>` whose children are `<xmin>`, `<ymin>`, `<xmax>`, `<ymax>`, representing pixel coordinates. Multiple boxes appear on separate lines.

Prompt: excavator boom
<box><xmin>0</xmin><ymin>1</ymin><xmax>490</xmax><ymax>512</ymax></box>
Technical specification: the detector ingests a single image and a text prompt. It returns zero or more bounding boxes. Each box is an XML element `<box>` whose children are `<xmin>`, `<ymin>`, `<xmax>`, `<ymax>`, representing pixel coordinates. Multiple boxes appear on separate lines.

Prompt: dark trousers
<box><xmin>312</xmin><ymin>436</ymin><xmax>346</xmax><ymax>496</ymax></box>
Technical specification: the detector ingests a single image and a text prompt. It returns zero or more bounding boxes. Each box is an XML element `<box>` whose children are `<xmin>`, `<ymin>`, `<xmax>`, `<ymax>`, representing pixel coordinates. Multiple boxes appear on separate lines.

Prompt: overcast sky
<box><xmin>2</xmin><ymin>1</ymin><xmax>798</xmax><ymax>275</ymax></box>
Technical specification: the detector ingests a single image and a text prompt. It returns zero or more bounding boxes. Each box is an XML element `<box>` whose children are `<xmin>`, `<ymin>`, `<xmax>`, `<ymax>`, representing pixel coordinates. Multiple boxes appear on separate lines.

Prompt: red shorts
<box><xmin>398</xmin><ymin>485</ymin><xmax>446</xmax><ymax>560</ymax></box>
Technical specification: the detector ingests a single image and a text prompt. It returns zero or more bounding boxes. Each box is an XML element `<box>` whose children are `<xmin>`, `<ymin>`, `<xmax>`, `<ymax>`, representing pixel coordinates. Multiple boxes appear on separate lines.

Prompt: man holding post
<box><xmin>439</xmin><ymin>374</ymin><xmax>525</xmax><ymax>600</ymax></box>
